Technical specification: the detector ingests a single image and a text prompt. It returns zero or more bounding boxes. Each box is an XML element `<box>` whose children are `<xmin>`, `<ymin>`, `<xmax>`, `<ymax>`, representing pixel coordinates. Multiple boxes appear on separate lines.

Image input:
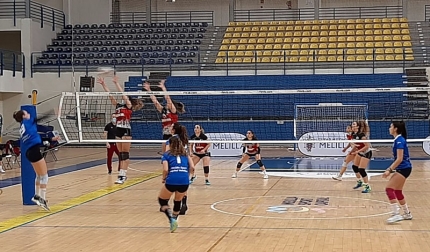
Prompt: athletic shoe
<box><xmin>332</xmin><ymin>174</ymin><xmax>342</xmax><ymax>181</ymax></box>
<box><xmin>403</xmin><ymin>212</ymin><xmax>413</xmax><ymax>220</ymax></box>
<box><xmin>387</xmin><ymin>214</ymin><xmax>404</xmax><ymax>224</ymax></box>
<box><xmin>361</xmin><ymin>184</ymin><xmax>371</xmax><ymax>193</ymax></box>
<box><xmin>170</xmin><ymin>218</ymin><xmax>178</xmax><ymax>233</ymax></box>
<box><xmin>115</xmin><ymin>176</ymin><xmax>127</xmax><ymax>184</ymax></box>
<box><xmin>353</xmin><ymin>180</ymin><xmax>363</xmax><ymax>189</ymax></box>
<box><xmin>205</xmin><ymin>180</ymin><xmax>211</xmax><ymax>185</ymax></box>
<box><xmin>190</xmin><ymin>175</ymin><xmax>196</xmax><ymax>184</ymax></box>
<box><xmin>179</xmin><ymin>205</ymin><xmax>188</xmax><ymax>215</ymax></box>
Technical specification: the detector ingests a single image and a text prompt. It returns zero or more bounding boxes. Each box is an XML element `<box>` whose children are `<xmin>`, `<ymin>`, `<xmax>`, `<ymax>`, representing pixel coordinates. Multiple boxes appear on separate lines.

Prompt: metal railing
<box><xmin>234</xmin><ymin>6</ymin><xmax>402</xmax><ymax>22</ymax></box>
<box><xmin>110</xmin><ymin>12</ymin><xmax>146</xmax><ymax>24</ymax></box>
<box><xmin>111</xmin><ymin>11</ymin><xmax>213</xmax><ymax>25</ymax></box>
<box><xmin>30</xmin><ymin>46</ymin><xmax>429</xmax><ymax>77</ymax></box>
<box><xmin>426</xmin><ymin>5</ymin><xmax>430</xmax><ymax>21</ymax></box>
<box><xmin>0</xmin><ymin>0</ymin><xmax>64</xmax><ymax>29</ymax></box>
<box><xmin>0</xmin><ymin>49</ymin><xmax>25</xmax><ymax>78</ymax></box>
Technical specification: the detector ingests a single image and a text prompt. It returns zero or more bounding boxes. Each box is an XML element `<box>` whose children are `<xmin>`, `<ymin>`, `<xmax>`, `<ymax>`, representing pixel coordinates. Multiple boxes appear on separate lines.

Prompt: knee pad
<box><xmin>386</xmin><ymin>188</ymin><xmax>396</xmax><ymax>200</ymax></box>
<box><xmin>173</xmin><ymin>200</ymin><xmax>181</xmax><ymax>212</ymax></box>
<box><xmin>39</xmin><ymin>174</ymin><xmax>49</xmax><ymax>185</ymax></box>
<box><xmin>256</xmin><ymin>160</ymin><xmax>264</xmax><ymax>167</ymax></box>
<box><xmin>203</xmin><ymin>166</ymin><xmax>209</xmax><ymax>174</ymax></box>
<box><xmin>358</xmin><ymin>169</ymin><xmax>367</xmax><ymax>178</ymax></box>
<box><xmin>342</xmin><ymin>161</ymin><xmax>347</xmax><ymax>167</ymax></box>
<box><xmin>35</xmin><ymin>175</ymin><xmax>41</xmax><ymax>184</ymax></box>
<box><xmin>352</xmin><ymin>165</ymin><xmax>359</xmax><ymax>173</ymax></box>
<box><xmin>158</xmin><ymin>197</ymin><xmax>169</xmax><ymax>207</ymax></box>
<box><xmin>394</xmin><ymin>190</ymin><xmax>404</xmax><ymax>200</ymax></box>
<box><xmin>119</xmin><ymin>152</ymin><xmax>129</xmax><ymax>161</ymax></box>
<box><xmin>236</xmin><ymin>162</ymin><xmax>243</xmax><ymax>169</ymax></box>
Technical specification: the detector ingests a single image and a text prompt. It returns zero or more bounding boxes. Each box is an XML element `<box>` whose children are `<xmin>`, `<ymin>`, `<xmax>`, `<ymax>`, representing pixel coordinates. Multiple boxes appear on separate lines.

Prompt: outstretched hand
<box><xmin>97</xmin><ymin>76</ymin><xmax>106</xmax><ymax>86</ymax></box>
<box><xmin>143</xmin><ymin>81</ymin><xmax>151</xmax><ymax>91</ymax></box>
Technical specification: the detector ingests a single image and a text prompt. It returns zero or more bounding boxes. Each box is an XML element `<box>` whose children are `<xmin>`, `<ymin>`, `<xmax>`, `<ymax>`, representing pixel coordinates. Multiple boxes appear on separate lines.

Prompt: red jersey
<box><xmin>115</xmin><ymin>103</ymin><xmax>132</xmax><ymax>129</ymax></box>
<box><xmin>191</xmin><ymin>133</ymin><xmax>208</xmax><ymax>152</ymax></box>
<box><xmin>161</xmin><ymin>108</ymin><xmax>178</xmax><ymax>134</ymax></box>
<box><xmin>354</xmin><ymin>132</ymin><xmax>366</xmax><ymax>150</ymax></box>
<box><xmin>244</xmin><ymin>139</ymin><xmax>259</xmax><ymax>153</ymax></box>
<box><xmin>347</xmin><ymin>133</ymin><xmax>353</xmax><ymax>140</ymax></box>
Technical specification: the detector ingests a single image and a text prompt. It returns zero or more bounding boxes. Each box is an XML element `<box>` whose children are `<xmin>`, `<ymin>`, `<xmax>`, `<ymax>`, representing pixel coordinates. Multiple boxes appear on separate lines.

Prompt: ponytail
<box><xmin>179</xmin><ymin>125</ymin><xmax>189</xmax><ymax>145</ymax></box>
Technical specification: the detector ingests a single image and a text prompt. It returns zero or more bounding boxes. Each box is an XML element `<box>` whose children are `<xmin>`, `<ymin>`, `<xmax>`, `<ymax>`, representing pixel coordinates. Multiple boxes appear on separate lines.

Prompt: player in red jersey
<box><xmin>144</xmin><ymin>79</ymin><xmax>185</xmax><ymax>153</ymax></box>
<box><xmin>232</xmin><ymin>130</ymin><xmax>268</xmax><ymax>179</ymax></box>
<box><xmin>98</xmin><ymin>75</ymin><xmax>144</xmax><ymax>184</ymax></box>
<box><xmin>189</xmin><ymin>125</ymin><xmax>211</xmax><ymax>185</ymax></box>
<box><xmin>350</xmin><ymin>120</ymin><xmax>372</xmax><ymax>193</ymax></box>
<box><xmin>333</xmin><ymin>124</ymin><xmax>358</xmax><ymax>181</ymax></box>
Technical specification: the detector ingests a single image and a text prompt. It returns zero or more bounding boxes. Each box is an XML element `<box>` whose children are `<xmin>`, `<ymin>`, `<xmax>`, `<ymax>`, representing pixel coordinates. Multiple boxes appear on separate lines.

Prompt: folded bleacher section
<box><xmin>217</xmin><ymin>18</ymin><xmax>413</xmax><ymax>63</ymax></box>
<box><xmin>35</xmin><ymin>22</ymin><xmax>208</xmax><ymax>67</ymax></box>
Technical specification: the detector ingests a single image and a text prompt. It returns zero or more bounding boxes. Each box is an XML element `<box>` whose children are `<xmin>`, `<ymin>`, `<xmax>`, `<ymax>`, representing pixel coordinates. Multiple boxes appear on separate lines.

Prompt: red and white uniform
<box><xmin>115</xmin><ymin>103</ymin><xmax>132</xmax><ymax>129</ymax></box>
<box><xmin>346</xmin><ymin>133</ymin><xmax>353</xmax><ymax>140</ymax></box>
<box><xmin>191</xmin><ymin>133</ymin><xmax>208</xmax><ymax>153</ymax></box>
<box><xmin>244</xmin><ymin>139</ymin><xmax>259</xmax><ymax>154</ymax></box>
<box><xmin>161</xmin><ymin>108</ymin><xmax>178</xmax><ymax>135</ymax></box>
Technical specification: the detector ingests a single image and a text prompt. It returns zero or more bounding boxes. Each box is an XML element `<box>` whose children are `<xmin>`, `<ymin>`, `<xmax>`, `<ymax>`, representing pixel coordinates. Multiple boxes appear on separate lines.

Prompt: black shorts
<box><xmin>396</xmin><ymin>168</ymin><xmax>412</xmax><ymax>179</ymax></box>
<box><xmin>193</xmin><ymin>152</ymin><xmax>210</xmax><ymax>159</ymax></box>
<box><xmin>245</xmin><ymin>152</ymin><xmax>259</xmax><ymax>157</ymax></box>
<box><xmin>26</xmin><ymin>144</ymin><xmax>43</xmax><ymax>163</ymax></box>
<box><xmin>163</xmin><ymin>134</ymin><xmax>172</xmax><ymax>140</ymax></box>
<box><xmin>165</xmin><ymin>184</ymin><xmax>189</xmax><ymax>193</ymax></box>
<box><xmin>116</xmin><ymin>127</ymin><xmax>131</xmax><ymax>138</ymax></box>
<box><xmin>358</xmin><ymin>151</ymin><xmax>372</xmax><ymax>159</ymax></box>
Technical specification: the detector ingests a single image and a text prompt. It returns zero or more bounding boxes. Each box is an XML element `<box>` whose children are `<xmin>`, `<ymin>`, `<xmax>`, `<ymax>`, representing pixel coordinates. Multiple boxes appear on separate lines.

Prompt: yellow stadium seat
<box><xmin>290</xmin><ymin>50</ymin><xmax>299</xmax><ymax>56</ymax></box>
<box><xmin>354</xmin><ymin>36</ymin><xmax>364</xmax><ymax>42</ymax></box>
<box><xmin>375</xmin><ymin>48</ymin><xmax>384</xmax><ymax>54</ymax></box>
<box><xmin>311</xmin><ymin>37</ymin><xmax>319</xmax><ymax>43</ymax></box>
<box><xmin>292</xmin><ymin>44</ymin><xmax>300</xmax><ymax>49</ymax></box>
<box><xmin>310</xmin><ymin>43</ymin><xmax>319</xmax><ymax>49</ymax></box>
<box><xmin>385</xmin><ymin>48</ymin><xmax>394</xmax><ymax>54</ymax></box>
<box><xmin>376</xmin><ymin>55</ymin><xmax>385</xmax><ymax>60</ymax></box>
<box><xmin>273</xmin><ymin>38</ymin><xmax>282</xmax><ymax>44</ymax></box>
<box><xmin>273</xmin><ymin>44</ymin><xmax>282</xmax><ymax>49</ymax></box>
<box><xmin>302</xmin><ymin>37</ymin><xmax>310</xmax><ymax>43</ymax></box>
<box><xmin>303</xmin><ymin>31</ymin><xmax>311</xmax><ymax>37</ymax></box>
<box><xmin>338</xmin><ymin>30</ymin><xmax>346</xmax><ymax>36</ymax></box>
<box><xmin>394</xmin><ymin>48</ymin><xmax>403</xmax><ymax>54</ymax></box>
<box><xmin>227</xmin><ymin>51</ymin><xmax>235</xmax><ymax>57</ymax></box>
<box><xmin>300</xmin><ymin>50</ymin><xmax>309</xmax><ymax>56</ymax></box>
<box><xmin>405</xmin><ymin>54</ymin><xmax>414</xmax><ymax>60</ymax></box>
<box><xmin>249</xmin><ymin>32</ymin><xmax>258</xmax><ymax>38</ymax></box>
<box><xmin>242</xmin><ymin>57</ymin><xmax>252</xmax><ymax>63</ymax></box>
<box><xmin>294</xmin><ymin>26</ymin><xmax>302</xmax><ymax>31</ymax></box>
<box><xmin>356</xmin><ymin>19</ymin><xmax>364</xmax><ymax>23</ymax></box>
<box><xmin>337</xmin><ymin>43</ymin><xmax>346</xmax><ymax>48</ymax></box>
<box><xmin>233</xmin><ymin>57</ymin><xmax>243</xmax><ymax>63</ymax></box>
<box><xmin>251</xmin><ymin>27</ymin><xmax>259</xmax><ymax>32</ymax></box>
<box><xmin>256</xmin><ymin>38</ymin><xmax>264</xmax><ymax>44</ymax></box>
<box><xmin>382</xmin><ymin>18</ymin><xmax>390</xmax><ymax>23</ymax></box>
<box><xmin>393</xmin><ymin>41</ymin><xmax>402</xmax><ymax>47</ymax></box>
<box><xmin>365</xmin><ymin>36</ymin><xmax>373</xmax><ymax>41</ymax></box>
<box><xmin>272</xmin><ymin>50</ymin><xmax>282</xmax><ymax>56</ymax></box>
<box><xmin>366</xmin><ymin>55</ymin><xmax>373</xmax><ymax>61</ymax></box>
<box><xmin>374</xmin><ymin>30</ymin><xmax>382</xmax><ymax>35</ymax></box>
<box><xmin>364</xmin><ymin>19</ymin><xmax>373</xmax><ymax>23</ymax></box>
<box><xmin>365</xmin><ymin>48</ymin><xmax>373</xmax><ymax>54</ymax></box>
<box><xmin>318</xmin><ymin>49</ymin><xmax>327</xmax><ymax>55</ymax></box>
<box><xmin>301</xmin><ymin>44</ymin><xmax>310</xmax><ymax>49</ymax></box>
<box><xmin>347</xmin><ymin>37</ymin><xmax>355</xmax><ymax>42</ymax></box>
<box><xmin>264</xmin><ymin>44</ymin><xmax>273</xmax><ymax>50</ymax></box>
<box><xmin>356</xmin><ymin>49</ymin><xmax>365</xmax><ymax>54</ymax></box>
<box><xmin>320</xmin><ymin>31</ymin><xmax>329</xmax><ymax>36</ymax></box>
<box><xmin>256</xmin><ymin>44</ymin><xmax>264</xmax><ymax>50</ymax></box>
<box><xmin>280</xmin><ymin>57</ymin><xmax>287</xmax><ymax>63</ymax></box>
<box><xmin>328</xmin><ymin>49</ymin><xmax>336</xmax><ymax>55</ymax></box>
<box><xmin>303</xmin><ymin>26</ymin><xmax>311</xmax><ymax>31</ymax></box>
<box><xmin>295</xmin><ymin>20</ymin><xmax>304</xmax><ymax>25</ymax></box>
<box><xmin>391</xmin><ymin>17</ymin><xmax>400</xmax><ymax>22</ymax></box>
<box><xmin>275</xmin><ymin>32</ymin><xmax>284</xmax><ymax>37</ymax></box>
<box><xmin>231</xmin><ymin>39</ymin><xmax>239</xmax><ymax>44</ymax></box>
<box><xmin>263</xmin><ymin>51</ymin><xmax>271</xmax><ymax>56</ymax></box>
<box><xmin>277</xmin><ymin>26</ymin><xmax>285</xmax><ymax>31</ymax></box>
<box><xmin>233</xmin><ymin>33</ymin><xmax>241</xmax><ymax>38</ymax></box>
<box><xmin>311</xmin><ymin>31</ymin><xmax>319</xmax><ymax>37</ymax></box>
<box><xmin>319</xmin><ymin>43</ymin><xmax>328</xmax><ymax>49</ymax></box>
<box><xmin>286</xmin><ymin>26</ymin><xmax>294</xmax><ymax>31</ymax></box>
<box><xmin>393</xmin><ymin>35</ymin><xmax>402</xmax><ymax>41</ymax></box>
<box><xmin>356</xmin><ymin>55</ymin><xmax>365</xmax><ymax>61</ymax></box>
<box><xmin>385</xmin><ymin>55</ymin><xmax>395</xmax><ymax>60</ymax></box>
<box><xmin>234</xmin><ymin>27</ymin><xmax>242</xmax><ymax>32</ymax></box>
<box><xmin>373</xmin><ymin>18</ymin><xmax>382</xmax><ymax>23</ymax></box>
<box><xmin>289</xmin><ymin>57</ymin><xmax>298</xmax><ymax>62</ymax></box>
<box><xmin>329</xmin><ymin>25</ymin><xmax>337</xmax><ymax>30</ymax></box>
<box><xmin>266</xmin><ymin>38</ymin><xmax>275</xmax><ymax>44</ymax></box>
<box><xmin>346</xmin><ymin>55</ymin><xmax>355</xmax><ymax>61</ymax></box>
<box><xmin>365</xmin><ymin>30</ymin><xmax>373</xmax><ymax>35</ymax></box>
<box><xmin>241</xmin><ymin>33</ymin><xmax>249</xmax><ymax>38</ymax></box>
<box><xmin>251</xmin><ymin>57</ymin><xmax>261</xmax><ymax>63</ymax></box>
<box><xmin>337</xmin><ymin>24</ymin><xmax>346</xmax><ymax>30</ymax></box>
<box><xmin>311</xmin><ymin>25</ymin><xmax>320</xmax><ymax>31</ymax></box>
<box><xmin>226</xmin><ymin>27</ymin><xmax>234</xmax><ymax>32</ymax></box>
<box><xmin>245</xmin><ymin>51</ymin><xmax>254</xmax><ymax>57</ymax></box>
<box><xmin>327</xmin><ymin>56</ymin><xmax>336</xmax><ymax>61</ymax></box>
<box><xmin>225</xmin><ymin>58</ymin><xmax>233</xmax><ymax>63</ymax></box>
<box><xmin>395</xmin><ymin>55</ymin><xmax>404</xmax><ymax>60</ymax></box>
<box><xmin>346</xmin><ymin>30</ymin><xmax>355</xmax><ymax>36</ymax></box>
<box><xmin>260</xmin><ymin>26</ymin><xmax>268</xmax><ymax>32</ymax></box>
<box><xmin>356</xmin><ymin>24</ymin><xmax>364</xmax><ymax>29</ymax></box>
<box><xmin>298</xmin><ymin>56</ymin><xmax>307</xmax><ymax>62</ymax></box>
<box><xmin>262</xmin><ymin>57</ymin><xmax>270</xmax><ymax>63</ymax></box>
<box><xmin>245</xmin><ymin>44</ymin><xmax>255</xmax><ymax>50</ymax></box>
<box><xmin>244</xmin><ymin>22</ymin><xmax>252</xmax><ymax>26</ymax></box>
<box><xmin>215</xmin><ymin>58</ymin><xmax>224</xmax><ymax>63</ymax></box>
<box><xmin>401</xmin><ymin>29</ymin><xmax>410</xmax><ymax>35</ymax></box>
<box><xmin>239</xmin><ymin>39</ymin><xmax>247</xmax><ymax>44</ymax></box>
<box><xmin>402</xmin><ymin>35</ymin><xmax>411</xmax><ymax>40</ymax></box>
<box><xmin>347</xmin><ymin>42</ymin><xmax>355</xmax><ymax>48</ymax></box>
<box><xmin>374</xmin><ymin>24</ymin><xmax>382</xmax><ymax>29</ymax></box>
<box><xmin>269</xmin><ymin>26</ymin><xmax>277</xmax><ymax>31</ymax></box>
<box><xmin>383</xmin><ymin>30</ymin><xmax>392</xmax><ymax>35</ymax></box>
<box><xmin>271</xmin><ymin>57</ymin><xmax>280</xmax><ymax>63</ymax></box>
<box><xmin>337</xmin><ymin>55</ymin><xmax>344</xmax><ymax>61</ymax></box>
<box><xmin>238</xmin><ymin>45</ymin><xmax>246</xmax><ymax>50</ymax></box>
<box><xmin>329</xmin><ymin>37</ymin><xmax>337</xmax><ymax>42</ymax></box>
<box><xmin>217</xmin><ymin>51</ymin><xmax>226</xmax><ymax>57</ymax></box>
<box><xmin>364</xmin><ymin>24</ymin><xmax>373</xmax><ymax>29</ymax></box>
<box><xmin>375</xmin><ymin>42</ymin><xmax>384</xmax><ymax>47</ymax></box>
<box><xmin>283</xmin><ymin>37</ymin><xmax>292</xmax><ymax>43</ymax></box>
<box><xmin>400</xmin><ymin>23</ymin><xmax>409</xmax><ymax>28</ymax></box>
<box><xmin>321</xmin><ymin>25</ymin><xmax>329</xmax><ymax>30</ymax></box>
<box><xmin>292</xmin><ymin>38</ymin><xmax>300</xmax><ymax>43</ymax></box>
<box><xmin>329</xmin><ymin>31</ymin><xmax>337</xmax><ymax>36</ymax></box>
<box><xmin>220</xmin><ymin>45</ymin><xmax>228</xmax><ymax>50</ymax></box>
<box><xmin>347</xmin><ymin>49</ymin><xmax>355</xmax><ymax>55</ymax></box>
<box><xmin>222</xmin><ymin>39</ymin><xmax>230</xmax><ymax>44</ymax></box>
<box><xmin>392</xmin><ymin>23</ymin><xmax>400</xmax><ymax>29</ymax></box>
<box><xmin>374</xmin><ymin>36</ymin><xmax>383</xmax><ymax>41</ymax></box>
<box><xmin>337</xmin><ymin>49</ymin><xmax>344</xmax><ymax>55</ymax></box>
<box><xmin>364</xmin><ymin>42</ymin><xmax>373</xmax><ymax>47</ymax></box>
<box><xmin>259</xmin><ymin>32</ymin><xmax>267</xmax><ymax>38</ymax></box>
<box><xmin>356</xmin><ymin>42</ymin><xmax>365</xmax><ymax>48</ymax></box>
<box><xmin>267</xmin><ymin>32</ymin><xmax>276</xmax><ymax>37</ymax></box>
<box><xmin>224</xmin><ymin>33</ymin><xmax>232</xmax><ymax>38</ymax></box>
<box><xmin>285</xmin><ymin>31</ymin><xmax>293</xmax><ymax>37</ymax></box>
<box><xmin>327</xmin><ymin>43</ymin><xmax>336</xmax><ymax>48</ymax></box>
<box><xmin>384</xmin><ymin>42</ymin><xmax>393</xmax><ymax>47</ymax></box>
<box><xmin>405</xmin><ymin>48</ymin><xmax>413</xmax><ymax>53</ymax></box>
<box><xmin>255</xmin><ymin>51</ymin><xmax>263</xmax><ymax>56</ymax></box>
<box><xmin>392</xmin><ymin>29</ymin><xmax>401</xmax><ymax>35</ymax></box>
<box><xmin>382</xmin><ymin>24</ymin><xmax>391</xmax><ymax>29</ymax></box>
<box><xmin>282</xmin><ymin>44</ymin><xmax>291</xmax><ymax>50</ymax></box>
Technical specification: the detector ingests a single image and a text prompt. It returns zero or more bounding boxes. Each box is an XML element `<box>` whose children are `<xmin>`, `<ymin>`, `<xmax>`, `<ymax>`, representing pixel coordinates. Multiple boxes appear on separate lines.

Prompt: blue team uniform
<box><xmin>393</xmin><ymin>135</ymin><xmax>412</xmax><ymax>170</ymax></box>
<box><xmin>20</xmin><ymin>117</ymin><xmax>42</xmax><ymax>149</ymax></box>
<box><xmin>162</xmin><ymin>152</ymin><xmax>190</xmax><ymax>185</ymax></box>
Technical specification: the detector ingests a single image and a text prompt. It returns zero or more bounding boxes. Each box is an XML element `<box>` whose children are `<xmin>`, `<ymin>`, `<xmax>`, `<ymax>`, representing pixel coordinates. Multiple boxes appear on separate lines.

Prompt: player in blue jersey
<box><xmin>13</xmin><ymin>110</ymin><xmax>60</xmax><ymax>211</ymax></box>
<box><xmin>158</xmin><ymin>136</ymin><xmax>195</xmax><ymax>232</ymax></box>
<box><xmin>383</xmin><ymin>121</ymin><xmax>413</xmax><ymax>223</ymax></box>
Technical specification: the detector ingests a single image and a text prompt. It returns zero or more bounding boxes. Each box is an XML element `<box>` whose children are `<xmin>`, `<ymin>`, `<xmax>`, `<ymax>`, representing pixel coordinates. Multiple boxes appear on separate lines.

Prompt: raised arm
<box><xmin>159</xmin><ymin>80</ymin><xmax>177</xmax><ymax>114</ymax></box>
<box><xmin>97</xmin><ymin>77</ymin><xmax>117</xmax><ymax>106</ymax></box>
<box><xmin>144</xmin><ymin>81</ymin><xmax>163</xmax><ymax>113</ymax></box>
<box><xmin>112</xmin><ymin>76</ymin><xmax>132</xmax><ymax>109</ymax></box>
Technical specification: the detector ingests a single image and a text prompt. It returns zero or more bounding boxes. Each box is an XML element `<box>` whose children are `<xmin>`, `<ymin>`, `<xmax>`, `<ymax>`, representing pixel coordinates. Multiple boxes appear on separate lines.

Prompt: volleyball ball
<box><xmin>97</xmin><ymin>67</ymin><xmax>114</xmax><ymax>76</ymax></box>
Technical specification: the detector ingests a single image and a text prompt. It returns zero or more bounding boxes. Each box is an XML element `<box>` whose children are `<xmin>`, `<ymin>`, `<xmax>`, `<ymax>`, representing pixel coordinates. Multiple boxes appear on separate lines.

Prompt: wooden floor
<box><xmin>1</xmin><ymin>147</ymin><xmax>430</xmax><ymax>252</ymax></box>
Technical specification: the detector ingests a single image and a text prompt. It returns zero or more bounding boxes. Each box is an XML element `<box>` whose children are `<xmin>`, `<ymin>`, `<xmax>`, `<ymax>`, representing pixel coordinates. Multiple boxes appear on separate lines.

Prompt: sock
<box><xmin>182</xmin><ymin>196</ymin><xmax>187</xmax><ymax>206</ymax></box>
<box><xmin>163</xmin><ymin>208</ymin><xmax>173</xmax><ymax>220</ymax></box>
<box><xmin>262</xmin><ymin>169</ymin><xmax>267</xmax><ymax>174</ymax></box>
<box><xmin>40</xmin><ymin>188</ymin><xmax>47</xmax><ymax>200</ymax></box>
<box><xmin>391</xmin><ymin>203</ymin><xmax>400</xmax><ymax>215</ymax></box>
<box><xmin>401</xmin><ymin>203</ymin><xmax>410</xmax><ymax>214</ymax></box>
<box><xmin>35</xmin><ymin>184</ymin><xmax>40</xmax><ymax>197</ymax></box>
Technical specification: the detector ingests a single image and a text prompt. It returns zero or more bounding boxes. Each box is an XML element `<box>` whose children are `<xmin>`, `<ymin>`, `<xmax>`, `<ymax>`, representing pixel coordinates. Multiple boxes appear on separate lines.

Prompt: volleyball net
<box><xmin>57</xmin><ymin>86</ymin><xmax>430</xmax><ymax>158</ymax></box>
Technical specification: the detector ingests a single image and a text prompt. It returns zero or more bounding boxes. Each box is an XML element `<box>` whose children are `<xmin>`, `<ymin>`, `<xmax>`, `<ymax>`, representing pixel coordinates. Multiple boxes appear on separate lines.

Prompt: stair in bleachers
<box><xmin>408</xmin><ymin>22</ymin><xmax>430</xmax><ymax>67</ymax></box>
<box><xmin>402</xmin><ymin>68</ymin><xmax>429</xmax><ymax>119</ymax></box>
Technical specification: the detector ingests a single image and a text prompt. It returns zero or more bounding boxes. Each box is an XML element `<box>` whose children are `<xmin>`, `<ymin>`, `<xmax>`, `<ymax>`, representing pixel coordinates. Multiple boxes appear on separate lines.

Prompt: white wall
<box><xmin>34</xmin><ymin>0</ymin><xmax>63</xmax><ymax>10</ymax></box>
<box><xmin>66</xmin><ymin>0</ymin><xmax>112</xmax><ymax>25</ymax></box>
<box><xmin>0</xmin><ymin>70</ymin><xmax>24</xmax><ymax>93</ymax></box>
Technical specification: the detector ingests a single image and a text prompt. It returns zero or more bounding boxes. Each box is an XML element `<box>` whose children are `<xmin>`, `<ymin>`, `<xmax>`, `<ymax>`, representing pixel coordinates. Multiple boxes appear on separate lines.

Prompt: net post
<box><xmin>57</xmin><ymin>92</ymin><xmax>70</xmax><ymax>142</ymax></box>
<box><xmin>75</xmin><ymin>92</ymin><xmax>83</xmax><ymax>142</ymax></box>
<box><xmin>20</xmin><ymin>104</ymin><xmax>37</xmax><ymax>205</ymax></box>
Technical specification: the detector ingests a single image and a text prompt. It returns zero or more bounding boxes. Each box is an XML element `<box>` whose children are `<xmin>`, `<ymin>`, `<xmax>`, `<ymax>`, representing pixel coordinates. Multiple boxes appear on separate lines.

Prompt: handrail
<box><xmin>0</xmin><ymin>49</ymin><xmax>25</xmax><ymax>78</ymax></box>
<box><xmin>234</xmin><ymin>6</ymin><xmax>403</xmax><ymax>21</ymax></box>
<box><xmin>29</xmin><ymin>46</ymin><xmax>429</xmax><ymax>77</ymax></box>
<box><xmin>111</xmin><ymin>11</ymin><xmax>214</xmax><ymax>25</ymax></box>
<box><xmin>425</xmin><ymin>5</ymin><xmax>430</xmax><ymax>21</ymax></box>
<box><xmin>0</xmin><ymin>0</ymin><xmax>65</xmax><ymax>29</ymax></box>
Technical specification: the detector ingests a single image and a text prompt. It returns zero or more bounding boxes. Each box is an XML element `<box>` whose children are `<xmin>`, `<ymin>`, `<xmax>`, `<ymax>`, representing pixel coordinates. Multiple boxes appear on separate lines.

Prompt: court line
<box><xmin>0</xmin><ymin>171</ymin><xmax>162</xmax><ymax>234</ymax></box>
<box><xmin>207</xmin><ymin>174</ymin><xmax>283</xmax><ymax>252</ymax></box>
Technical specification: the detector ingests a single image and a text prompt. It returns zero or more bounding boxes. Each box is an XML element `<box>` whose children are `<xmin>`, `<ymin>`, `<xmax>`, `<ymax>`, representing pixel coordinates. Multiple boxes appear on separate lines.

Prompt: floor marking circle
<box><xmin>211</xmin><ymin>195</ymin><xmax>392</xmax><ymax>220</ymax></box>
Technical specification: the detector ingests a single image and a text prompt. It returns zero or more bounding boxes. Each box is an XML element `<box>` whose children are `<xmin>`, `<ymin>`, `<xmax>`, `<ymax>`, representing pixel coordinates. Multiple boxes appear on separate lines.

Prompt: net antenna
<box><xmin>294</xmin><ymin>102</ymin><xmax>368</xmax><ymax>157</ymax></box>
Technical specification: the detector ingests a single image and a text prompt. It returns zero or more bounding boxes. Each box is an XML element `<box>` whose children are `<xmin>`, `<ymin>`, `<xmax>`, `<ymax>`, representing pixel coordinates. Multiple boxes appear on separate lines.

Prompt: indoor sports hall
<box><xmin>1</xmin><ymin>0</ymin><xmax>430</xmax><ymax>251</ymax></box>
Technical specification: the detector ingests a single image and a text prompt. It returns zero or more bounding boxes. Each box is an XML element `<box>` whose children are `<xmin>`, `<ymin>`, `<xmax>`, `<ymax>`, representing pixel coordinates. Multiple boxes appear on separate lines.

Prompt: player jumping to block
<box><xmin>232</xmin><ymin>130</ymin><xmax>268</xmax><ymax>179</ymax></box>
<box><xmin>98</xmin><ymin>75</ymin><xmax>144</xmax><ymax>184</ymax></box>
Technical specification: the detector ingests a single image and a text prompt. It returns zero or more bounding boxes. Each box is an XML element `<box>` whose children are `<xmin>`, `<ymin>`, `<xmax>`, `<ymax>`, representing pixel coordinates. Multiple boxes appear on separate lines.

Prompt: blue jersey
<box><xmin>20</xmin><ymin>117</ymin><xmax>41</xmax><ymax>149</ymax></box>
<box><xmin>162</xmin><ymin>152</ymin><xmax>190</xmax><ymax>185</ymax></box>
<box><xmin>393</xmin><ymin>135</ymin><xmax>411</xmax><ymax>170</ymax></box>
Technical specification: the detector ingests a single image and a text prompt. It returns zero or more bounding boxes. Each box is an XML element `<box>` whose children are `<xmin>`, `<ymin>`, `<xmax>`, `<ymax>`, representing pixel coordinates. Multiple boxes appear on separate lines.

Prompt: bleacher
<box><xmin>216</xmin><ymin>18</ymin><xmax>414</xmax><ymax>64</ymax></box>
<box><xmin>35</xmin><ymin>22</ymin><xmax>208</xmax><ymax>67</ymax></box>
